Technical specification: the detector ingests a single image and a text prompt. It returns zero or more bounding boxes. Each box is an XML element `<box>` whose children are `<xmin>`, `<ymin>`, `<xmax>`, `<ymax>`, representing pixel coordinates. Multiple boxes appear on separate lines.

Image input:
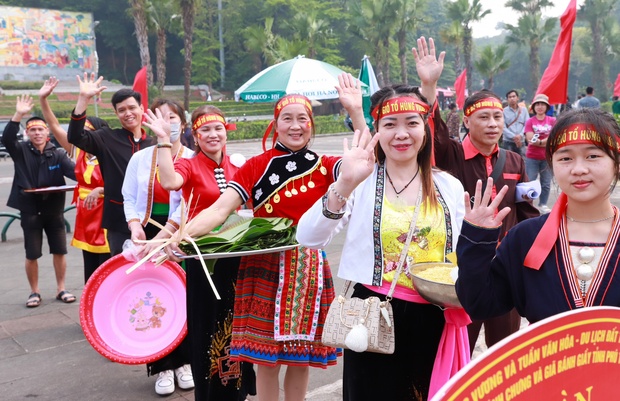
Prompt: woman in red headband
<box><xmin>153</xmin><ymin>93</ymin><xmax>349</xmax><ymax>401</ymax></box>
<box><xmin>144</xmin><ymin>104</ymin><xmax>253</xmax><ymax>400</ymax></box>
<box><xmin>457</xmin><ymin>108</ymin><xmax>620</xmax><ymax>325</ymax></box>
<box><xmin>122</xmin><ymin>98</ymin><xmax>196</xmax><ymax>396</ymax></box>
<box><xmin>297</xmin><ymin>50</ymin><xmax>469</xmax><ymax>400</ymax></box>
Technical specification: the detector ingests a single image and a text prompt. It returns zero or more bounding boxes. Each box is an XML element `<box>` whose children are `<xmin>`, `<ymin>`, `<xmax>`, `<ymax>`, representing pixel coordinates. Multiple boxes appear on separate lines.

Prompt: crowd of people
<box><xmin>2</xmin><ymin>35</ymin><xmax>620</xmax><ymax>401</ymax></box>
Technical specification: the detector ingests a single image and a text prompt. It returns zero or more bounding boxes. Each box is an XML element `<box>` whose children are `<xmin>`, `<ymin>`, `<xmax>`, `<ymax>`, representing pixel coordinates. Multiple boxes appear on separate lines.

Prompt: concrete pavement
<box><xmin>2</xmin><ymin>134</ymin><xmax>620</xmax><ymax>400</ymax></box>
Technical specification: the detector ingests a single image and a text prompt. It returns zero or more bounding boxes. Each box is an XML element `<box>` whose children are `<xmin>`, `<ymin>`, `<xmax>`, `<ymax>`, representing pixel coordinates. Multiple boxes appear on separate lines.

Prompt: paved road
<box><xmin>1</xmin><ymin>135</ymin><xmax>619</xmax><ymax>400</ymax></box>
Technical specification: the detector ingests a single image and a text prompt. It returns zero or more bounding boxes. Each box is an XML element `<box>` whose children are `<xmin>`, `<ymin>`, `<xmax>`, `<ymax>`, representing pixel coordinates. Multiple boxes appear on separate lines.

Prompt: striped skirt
<box><xmin>230</xmin><ymin>247</ymin><xmax>341</xmax><ymax>368</ymax></box>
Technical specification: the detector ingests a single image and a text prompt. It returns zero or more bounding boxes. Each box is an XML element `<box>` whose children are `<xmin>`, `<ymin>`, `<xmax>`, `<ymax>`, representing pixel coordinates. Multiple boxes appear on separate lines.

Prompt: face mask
<box><xmin>169</xmin><ymin>122</ymin><xmax>181</xmax><ymax>143</ymax></box>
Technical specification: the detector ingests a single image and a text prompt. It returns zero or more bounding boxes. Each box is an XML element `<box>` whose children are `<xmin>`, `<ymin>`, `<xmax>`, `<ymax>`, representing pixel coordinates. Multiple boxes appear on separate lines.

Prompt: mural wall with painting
<box><xmin>0</xmin><ymin>6</ymin><xmax>95</xmax><ymax>81</ymax></box>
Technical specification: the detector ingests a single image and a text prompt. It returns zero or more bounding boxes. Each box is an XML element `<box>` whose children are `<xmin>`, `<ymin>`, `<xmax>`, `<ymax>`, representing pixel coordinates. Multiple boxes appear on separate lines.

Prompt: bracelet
<box><xmin>157</xmin><ymin>142</ymin><xmax>172</xmax><ymax>149</ymax></box>
<box><xmin>328</xmin><ymin>183</ymin><xmax>349</xmax><ymax>203</ymax></box>
<box><xmin>321</xmin><ymin>192</ymin><xmax>345</xmax><ymax>220</ymax></box>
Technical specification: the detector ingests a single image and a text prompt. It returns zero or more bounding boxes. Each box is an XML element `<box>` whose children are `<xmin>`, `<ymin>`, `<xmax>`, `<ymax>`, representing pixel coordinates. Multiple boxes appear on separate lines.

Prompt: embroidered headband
<box><xmin>555</xmin><ymin>123</ymin><xmax>620</xmax><ymax>151</ymax></box>
<box><xmin>262</xmin><ymin>95</ymin><xmax>313</xmax><ymax>151</ymax></box>
<box><xmin>26</xmin><ymin>119</ymin><xmax>48</xmax><ymax>130</ymax></box>
<box><xmin>371</xmin><ymin>97</ymin><xmax>430</xmax><ymax>121</ymax></box>
<box><xmin>192</xmin><ymin>113</ymin><xmax>236</xmax><ymax>132</ymax></box>
<box><xmin>464</xmin><ymin>97</ymin><xmax>503</xmax><ymax>117</ymax></box>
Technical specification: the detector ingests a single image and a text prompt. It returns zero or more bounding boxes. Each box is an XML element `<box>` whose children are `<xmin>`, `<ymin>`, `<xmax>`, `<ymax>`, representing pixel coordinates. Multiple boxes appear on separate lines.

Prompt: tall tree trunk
<box><xmin>156</xmin><ymin>28</ymin><xmax>166</xmax><ymax>93</ymax></box>
<box><xmin>131</xmin><ymin>0</ymin><xmax>153</xmax><ymax>85</ymax></box>
<box><xmin>397</xmin><ymin>30</ymin><xmax>408</xmax><ymax>85</ymax></box>
<box><xmin>590</xmin><ymin>20</ymin><xmax>607</xmax><ymax>100</ymax></box>
<box><xmin>180</xmin><ymin>0</ymin><xmax>196</xmax><ymax>110</ymax></box>
<box><xmin>454</xmin><ymin>47</ymin><xmax>461</xmax><ymax>75</ymax></box>
<box><xmin>383</xmin><ymin>36</ymin><xmax>391</xmax><ymax>85</ymax></box>
<box><xmin>529</xmin><ymin>41</ymin><xmax>540</xmax><ymax>95</ymax></box>
<box><xmin>488</xmin><ymin>75</ymin><xmax>494</xmax><ymax>90</ymax></box>
<box><xmin>463</xmin><ymin>27</ymin><xmax>472</xmax><ymax>93</ymax></box>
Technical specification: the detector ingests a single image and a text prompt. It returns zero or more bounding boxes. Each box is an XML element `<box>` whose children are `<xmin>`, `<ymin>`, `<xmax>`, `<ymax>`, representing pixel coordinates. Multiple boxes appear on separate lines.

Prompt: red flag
<box><xmin>614</xmin><ymin>73</ymin><xmax>620</xmax><ymax>97</ymax></box>
<box><xmin>535</xmin><ymin>0</ymin><xmax>577</xmax><ymax>105</ymax></box>
<box><xmin>454</xmin><ymin>69</ymin><xmax>467</xmax><ymax>110</ymax></box>
<box><xmin>132</xmin><ymin>66</ymin><xmax>149</xmax><ymax>111</ymax></box>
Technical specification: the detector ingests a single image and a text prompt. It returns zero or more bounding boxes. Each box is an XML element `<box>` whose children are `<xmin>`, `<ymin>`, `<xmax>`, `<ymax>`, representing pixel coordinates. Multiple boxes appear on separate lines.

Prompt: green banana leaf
<box><xmin>179</xmin><ymin>215</ymin><xmax>297</xmax><ymax>255</ymax></box>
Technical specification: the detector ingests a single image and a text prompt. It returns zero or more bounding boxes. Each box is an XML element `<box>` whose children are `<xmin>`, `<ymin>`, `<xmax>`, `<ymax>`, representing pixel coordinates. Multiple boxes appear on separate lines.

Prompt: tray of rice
<box><xmin>409</xmin><ymin>262</ymin><xmax>462</xmax><ymax>308</ymax></box>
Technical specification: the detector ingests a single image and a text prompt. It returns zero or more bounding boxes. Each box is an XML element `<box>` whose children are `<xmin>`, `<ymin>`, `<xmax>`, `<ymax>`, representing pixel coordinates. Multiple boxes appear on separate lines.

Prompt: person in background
<box><xmin>144</xmin><ymin>104</ymin><xmax>255</xmax><ymax>401</ymax></box>
<box><xmin>457</xmin><ymin>108</ymin><xmax>620</xmax><ymax>327</ymax></box>
<box><xmin>2</xmin><ymin>95</ymin><xmax>76</xmax><ymax>307</ymax></box>
<box><xmin>502</xmin><ymin>89</ymin><xmax>528</xmax><ymax>156</ymax></box>
<box><xmin>162</xmin><ymin>94</ymin><xmax>344</xmax><ymax>401</ymax></box>
<box><xmin>122</xmin><ymin>99</ymin><xmax>195</xmax><ymax>396</ymax></box>
<box><xmin>67</xmin><ymin>73</ymin><xmax>155</xmax><ymax>255</ymax></box>
<box><xmin>433</xmin><ymin>83</ymin><xmax>539</xmax><ymax>353</ymax></box>
<box><xmin>297</xmin><ymin>38</ymin><xmax>469</xmax><ymax>399</ymax></box>
<box><xmin>39</xmin><ymin>77</ymin><xmax>111</xmax><ymax>283</ymax></box>
<box><xmin>524</xmin><ymin>94</ymin><xmax>556</xmax><ymax>214</ymax></box>
<box><xmin>446</xmin><ymin>102</ymin><xmax>461</xmax><ymax>140</ymax></box>
<box><xmin>612</xmin><ymin>96</ymin><xmax>620</xmax><ymax>124</ymax></box>
<box><xmin>577</xmin><ymin>87</ymin><xmax>601</xmax><ymax>109</ymax></box>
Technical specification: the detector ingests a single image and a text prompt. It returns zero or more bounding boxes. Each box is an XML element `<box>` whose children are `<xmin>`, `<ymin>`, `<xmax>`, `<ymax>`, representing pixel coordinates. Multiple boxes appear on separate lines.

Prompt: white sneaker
<box><xmin>155</xmin><ymin>370</ymin><xmax>175</xmax><ymax>396</ymax></box>
<box><xmin>174</xmin><ymin>364</ymin><xmax>195</xmax><ymax>390</ymax></box>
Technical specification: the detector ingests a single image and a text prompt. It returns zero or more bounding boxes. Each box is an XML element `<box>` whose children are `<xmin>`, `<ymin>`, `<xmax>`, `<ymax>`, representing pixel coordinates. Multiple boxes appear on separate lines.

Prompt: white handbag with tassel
<box><xmin>321</xmin><ymin>188</ymin><xmax>422</xmax><ymax>354</ymax></box>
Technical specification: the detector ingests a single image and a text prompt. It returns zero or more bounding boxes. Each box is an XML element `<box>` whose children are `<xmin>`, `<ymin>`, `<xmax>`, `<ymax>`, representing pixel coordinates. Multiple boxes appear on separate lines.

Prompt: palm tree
<box><xmin>578</xmin><ymin>0</ymin><xmax>620</xmax><ymax>101</ymax></box>
<box><xmin>179</xmin><ymin>0</ymin><xmax>197</xmax><ymax>110</ymax></box>
<box><xmin>446</xmin><ymin>0</ymin><xmax>491</xmax><ymax>93</ymax></box>
<box><xmin>505</xmin><ymin>0</ymin><xmax>556</xmax><ymax>94</ymax></box>
<box><xmin>130</xmin><ymin>0</ymin><xmax>153</xmax><ymax>85</ymax></box>
<box><xmin>394</xmin><ymin>0</ymin><xmax>426</xmax><ymax>84</ymax></box>
<box><xmin>439</xmin><ymin>21</ymin><xmax>464</xmax><ymax>74</ymax></box>
<box><xmin>505</xmin><ymin>14</ymin><xmax>556</xmax><ymax>93</ymax></box>
<box><xmin>349</xmin><ymin>0</ymin><xmax>398</xmax><ymax>86</ymax></box>
<box><xmin>243</xmin><ymin>18</ymin><xmax>280</xmax><ymax>69</ymax></box>
<box><xmin>287</xmin><ymin>11</ymin><xmax>331</xmax><ymax>59</ymax></box>
<box><xmin>474</xmin><ymin>45</ymin><xmax>510</xmax><ymax>90</ymax></box>
<box><xmin>147</xmin><ymin>0</ymin><xmax>179</xmax><ymax>92</ymax></box>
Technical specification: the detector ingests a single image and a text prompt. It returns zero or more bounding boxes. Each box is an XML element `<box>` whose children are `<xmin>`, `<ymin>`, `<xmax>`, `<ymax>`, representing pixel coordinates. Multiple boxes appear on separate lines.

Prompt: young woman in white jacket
<box><xmin>297</xmin><ymin>38</ymin><xmax>470</xmax><ymax>400</ymax></box>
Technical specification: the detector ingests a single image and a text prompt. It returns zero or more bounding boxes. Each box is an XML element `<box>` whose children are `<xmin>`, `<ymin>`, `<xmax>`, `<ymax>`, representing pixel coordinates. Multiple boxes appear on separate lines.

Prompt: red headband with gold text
<box><xmin>26</xmin><ymin>120</ymin><xmax>48</xmax><ymax>130</ymax></box>
<box><xmin>371</xmin><ymin>97</ymin><xmax>430</xmax><ymax>121</ymax></box>
<box><xmin>192</xmin><ymin>113</ymin><xmax>236</xmax><ymax>132</ymax></box>
<box><xmin>555</xmin><ymin>123</ymin><xmax>620</xmax><ymax>151</ymax></box>
<box><xmin>262</xmin><ymin>95</ymin><xmax>313</xmax><ymax>151</ymax></box>
<box><xmin>464</xmin><ymin>97</ymin><xmax>503</xmax><ymax>117</ymax></box>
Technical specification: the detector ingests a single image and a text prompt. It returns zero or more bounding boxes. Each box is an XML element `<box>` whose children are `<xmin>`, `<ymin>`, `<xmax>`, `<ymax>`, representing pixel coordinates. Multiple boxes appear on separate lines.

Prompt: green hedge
<box><xmin>55</xmin><ymin>114</ymin><xmax>348</xmax><ymax>139</ymax></box>
<box><xmin>0</xmin><ymin>80</ymin><xmax>45</xmax><ymax>90</ymax></box>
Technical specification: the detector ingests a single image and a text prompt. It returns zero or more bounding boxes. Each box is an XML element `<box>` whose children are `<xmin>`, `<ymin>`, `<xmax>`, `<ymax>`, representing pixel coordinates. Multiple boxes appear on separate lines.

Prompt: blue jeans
<box><xmin>525</xmin><ymin>158</ymin><xmax>552</xmax><ymax>205</ymax></box>
<box><xmin>501</xmin><ymin>140</ymin><xmax>525</xmax><ymax>157</ymax></box>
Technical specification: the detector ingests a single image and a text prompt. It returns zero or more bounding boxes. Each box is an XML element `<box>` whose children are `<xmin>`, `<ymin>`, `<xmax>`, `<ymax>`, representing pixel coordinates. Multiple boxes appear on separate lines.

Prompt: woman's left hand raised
<box><xmin>143</xmin><ymin>108</ymin><xmax>171</xmax><ymax>141</ymax></box>
<box><xmin>464</xmin><ymin>178</ymin><xmax>511</xmax><ymax>228</ymax></box>
<box><xmin>337</xmin><ymin>127</ymin><xmax>380</xmax><ymax>191</ymax></box>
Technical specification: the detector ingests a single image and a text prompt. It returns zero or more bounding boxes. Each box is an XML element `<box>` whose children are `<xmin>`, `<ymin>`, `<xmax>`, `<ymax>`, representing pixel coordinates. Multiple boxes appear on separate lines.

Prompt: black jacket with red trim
<box><xmin>68</xmin><ymin>111</ymin><xmax>155</xmax><ymax>233</ymax></box>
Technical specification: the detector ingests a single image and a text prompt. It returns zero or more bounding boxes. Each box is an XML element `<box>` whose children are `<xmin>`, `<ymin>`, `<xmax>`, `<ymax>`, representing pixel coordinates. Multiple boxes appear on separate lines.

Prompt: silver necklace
<box><xmin>567</xmin><ymin>215</ymin><xmax>614</xmax><ymax>223</ymax></box>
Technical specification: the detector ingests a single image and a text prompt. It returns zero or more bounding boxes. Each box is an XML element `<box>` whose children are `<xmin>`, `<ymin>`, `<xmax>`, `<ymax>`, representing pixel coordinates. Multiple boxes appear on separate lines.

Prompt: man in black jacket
<box><xmin>68</xmin><ymin>73</ymin><xmax>155</xmax><ymax>255</ymax></box>
<box><xmin>2</xmin><ymin>95</ymin><xmax>76</xmax><ymax>308</ymax></box>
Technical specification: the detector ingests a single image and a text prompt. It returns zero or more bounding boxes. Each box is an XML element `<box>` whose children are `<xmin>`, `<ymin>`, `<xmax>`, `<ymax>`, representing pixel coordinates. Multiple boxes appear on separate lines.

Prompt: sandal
<box><xmin>27</xmin><ymin>292</ymin><xmax>42</xmax><ymax>308</ymax></box>
<box><xmin>56</xmin><ymin>290</ymin><xmax>76</xmax><ymax>304</ymax></box>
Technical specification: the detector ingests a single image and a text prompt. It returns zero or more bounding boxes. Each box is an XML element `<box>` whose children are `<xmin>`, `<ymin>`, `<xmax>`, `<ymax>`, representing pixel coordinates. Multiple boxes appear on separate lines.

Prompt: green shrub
<box><xmin>0</xmin><ymin>81</ymin><xmax>45</xmax><ymax>90</ymax></box>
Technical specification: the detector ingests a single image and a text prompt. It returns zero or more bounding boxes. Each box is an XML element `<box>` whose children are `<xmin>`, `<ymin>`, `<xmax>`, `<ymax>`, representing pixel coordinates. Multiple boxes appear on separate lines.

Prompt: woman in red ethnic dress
<box><xmin>39</xmin><ymin>77</ymin><xmax>110</xmax><ymax>283</ymax></box>
<box><xmin>161</xmin><ymin>95</ymin><xmax>344</xmax><ymax>401</ymax></box>
<box><xmin>145</xmin><ymin>105</ymin><xmax>255</xmax><ymax>401</ymax></box>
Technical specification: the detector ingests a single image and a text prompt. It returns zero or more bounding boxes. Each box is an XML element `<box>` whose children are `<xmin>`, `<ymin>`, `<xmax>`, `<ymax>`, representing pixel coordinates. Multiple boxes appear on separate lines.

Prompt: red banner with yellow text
<box><xmin>433</xmin><ymin>307</ymin><xmax>620</xmax><ymax>401</ymax></box>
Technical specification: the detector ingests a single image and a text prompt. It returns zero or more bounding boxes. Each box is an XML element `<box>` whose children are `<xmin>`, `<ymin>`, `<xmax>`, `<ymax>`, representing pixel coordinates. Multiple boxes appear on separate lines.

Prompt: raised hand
<box><xmin>143</xmin><ymin>108</ymin><xmax>171</xmax><ymax>141</ymax></box>
<box><xmin>337</xmin><ymin>127</ymin><xmax>381</xmax><ymax>191</ymax></box>
<box><xmin>412</xmin><ymin>37</ymin><xmax>445</xmax><ymax>86</ymax></box>
<box><xmin>464</xmin><ymin>178</ymin><xmax>511</xmax><ymax>228</ymax></box>
<box><xmin>39</xmin><ymin>76</ymin><xmax>59</xmax><ymax>99</ymax></box>
<box><xmin>336</xmin><ymin>73</ymin><xmax>363</xmax><ymax>114</ymax></box>
<box><xmin>15</xmin><ymin>94</ymin><xmax>34</xmax><ymax>116</ymax></box>
<box><xmin>76</xmin><ymin>72</ymin><xmax>106</xmax><ymax>99</ymax></box>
